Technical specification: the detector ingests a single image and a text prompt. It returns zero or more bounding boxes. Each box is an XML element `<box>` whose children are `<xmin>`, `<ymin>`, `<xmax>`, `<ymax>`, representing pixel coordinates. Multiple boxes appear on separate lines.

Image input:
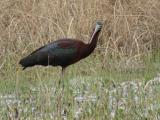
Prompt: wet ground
<box><xmin>0</xmin><ymin>73</ymin><xmax>160</xmax><ymax>119</ymax></box>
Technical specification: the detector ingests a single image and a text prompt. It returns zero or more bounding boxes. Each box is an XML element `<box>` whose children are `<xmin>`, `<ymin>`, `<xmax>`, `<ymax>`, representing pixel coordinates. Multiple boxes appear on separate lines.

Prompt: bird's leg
<box><xmin>57</xmin><ymin>67</ymin><xmax>65</xmax><ymax>118</ymax></box>
<box><xmin>59</xmin><ymin>67</ymin><xmax>65</xmax><ymax>89</ymax></box>
<box><xmin>57</xmin><ymin>67</ymin><xmax>65</xmax><ymax>93</ymax></box>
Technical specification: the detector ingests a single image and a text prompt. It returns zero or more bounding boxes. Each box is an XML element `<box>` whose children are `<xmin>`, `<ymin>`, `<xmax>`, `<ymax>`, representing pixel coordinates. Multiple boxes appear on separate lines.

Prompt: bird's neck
<box><xmin>88</xmin><ymin>29</ymin><xmax>101</xmax><ymax>49</ymax></box>
<box><xmin>82</xmin><ymin>30</ymin><xmax>101</xmax><ymax>58</ymax></box>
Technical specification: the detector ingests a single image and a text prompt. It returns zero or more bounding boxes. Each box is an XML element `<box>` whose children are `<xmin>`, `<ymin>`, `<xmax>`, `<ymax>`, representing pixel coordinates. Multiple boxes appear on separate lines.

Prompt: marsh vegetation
<box><xmin>0</xmin><ymin>0</ymin><xmax>160</xmax><ymax>119</ymax></box>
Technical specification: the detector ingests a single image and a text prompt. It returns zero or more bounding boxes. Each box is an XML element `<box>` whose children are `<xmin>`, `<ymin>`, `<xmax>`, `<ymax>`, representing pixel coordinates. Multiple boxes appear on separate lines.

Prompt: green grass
<box><xmin>0</xmin><ymin>51</ymin><xmax>160</xmax><ymax>119</ymax></box>
<box><xmin>0</xmin><ymin>0</ymin><xmax>160</xmax><ymax>118</ymax></box>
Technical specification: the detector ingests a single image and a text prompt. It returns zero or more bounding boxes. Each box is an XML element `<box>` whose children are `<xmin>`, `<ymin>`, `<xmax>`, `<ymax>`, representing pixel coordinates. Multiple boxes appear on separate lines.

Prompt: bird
<box><xmin>19</xmin><ymin>21</ymin><xmax>103</xmax><ymax>75</ymax></box>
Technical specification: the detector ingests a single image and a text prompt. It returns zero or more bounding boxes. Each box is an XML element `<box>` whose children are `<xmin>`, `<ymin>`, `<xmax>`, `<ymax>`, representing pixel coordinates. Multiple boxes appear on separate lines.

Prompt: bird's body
<box><xmin>20</xmin><ymin>39</ymin><xmax>87</xmax><ymax>69</ymax></box>
<box><xmin>19</xmin><ymin>22</ymin><xmax>103</xmax><ymax>70</ymax></box>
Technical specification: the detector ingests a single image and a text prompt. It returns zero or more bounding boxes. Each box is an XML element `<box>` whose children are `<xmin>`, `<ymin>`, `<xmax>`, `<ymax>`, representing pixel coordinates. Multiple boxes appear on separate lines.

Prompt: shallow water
<box><xmin>0</xmin><ymin>74</ymin><xmax>160</xmax><ymax>119</ymax></box>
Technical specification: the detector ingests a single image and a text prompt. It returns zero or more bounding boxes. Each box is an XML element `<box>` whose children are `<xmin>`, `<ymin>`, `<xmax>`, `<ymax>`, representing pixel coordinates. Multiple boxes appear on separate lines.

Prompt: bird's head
<box><xmin>88</xmin><ymin>21</ymin><xmax>103</xmax><ymax>44</ymax></box>
<box><xmin>95</xmin><ymin>21</ymin><xmax>103</xmax><ymax>32</ymax></box>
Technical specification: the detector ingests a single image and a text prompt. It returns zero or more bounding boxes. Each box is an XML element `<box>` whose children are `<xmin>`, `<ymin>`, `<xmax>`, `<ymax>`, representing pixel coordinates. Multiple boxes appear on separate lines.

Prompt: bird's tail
<box><xmin>19</xmin><ymin>55</ymin><xmax>37</xmax><ymax>70</ymax></box>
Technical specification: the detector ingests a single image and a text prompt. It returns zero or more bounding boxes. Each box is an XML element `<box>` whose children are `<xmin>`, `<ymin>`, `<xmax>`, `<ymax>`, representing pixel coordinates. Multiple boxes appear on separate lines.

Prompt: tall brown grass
<box><xmin>0</xmin><ymin>1</ymin><xmax>160</xmax><ymax>119</ymax></box>
<box><xmin>0</xmin><ymin>0</ymin><xmax>160</xmax><ymax>65</ymax></box>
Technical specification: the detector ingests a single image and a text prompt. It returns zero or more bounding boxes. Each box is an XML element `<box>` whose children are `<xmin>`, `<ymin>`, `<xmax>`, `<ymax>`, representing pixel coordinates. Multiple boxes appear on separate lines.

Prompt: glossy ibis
<box><xmin>19</xmin><ymin>22</ymin><xmax>103</xmax><ymax>74</ymax></box>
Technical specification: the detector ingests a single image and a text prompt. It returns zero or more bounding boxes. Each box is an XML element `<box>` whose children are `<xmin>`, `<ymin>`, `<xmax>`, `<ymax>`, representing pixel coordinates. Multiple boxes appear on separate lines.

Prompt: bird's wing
<box><xmin>30</xmin><ymin>39</ymin><xmax>83</xmax><ymax>56</ymax></box>
<box><xmin>30</xmin><ymin>45</ymin><xmax>46</xmax><ymax>55</ymax></box>
<box><xmin>19</xmin><ymin>40</ymin><xmax>85</xmax><ymax>68</ymax></box>
<box><xmin>45</xmin><ymin>40</ymin><xmax>79</xmax><ymax>56</ymax></box>
<box><xmin>36</xmin><ymin>40</ymin><xmax>82</xmax><ymax>66</ymax></box>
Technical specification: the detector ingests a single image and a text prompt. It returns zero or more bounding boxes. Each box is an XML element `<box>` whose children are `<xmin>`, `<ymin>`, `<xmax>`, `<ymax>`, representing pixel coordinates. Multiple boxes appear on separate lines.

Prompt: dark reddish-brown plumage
<box><xmin>19</xmin><ymin>22</ymin><xmax>103</xmax><ymax>73</ymax></box>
